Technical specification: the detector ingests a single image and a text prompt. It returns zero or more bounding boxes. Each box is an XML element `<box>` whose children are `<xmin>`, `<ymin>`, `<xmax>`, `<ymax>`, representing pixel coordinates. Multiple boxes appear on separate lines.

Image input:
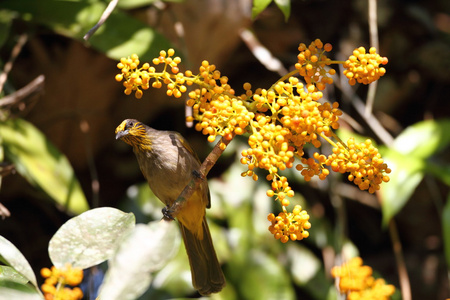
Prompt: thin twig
<box><xmin>0</xmin><ymin>75</ymin><xmax>45</xmax><ymax>108</ymax></box>
<box><xmin>0</xmin><ymin>202</ymin><xmax>10</xmax><ymax>219</ymax></box>
<box><xmin>365</xmin><ymin>0</ymin><xmax>380</xmax><ymax>118</ymax></box>
<box><xmin>389</xmin><ymin>219</ymin><xmax>412</xmax><ymax>300</ymax></box>
<box><xmin>337</xmin><ymin>66</ymin><xmax>394</xmax><ymax>146</ymax></box>
<box><xmin>166</xmin><ymin>135</ymin><xmax>234</xmax><ymax>219</ymax></box>
<box><xmin>239</xmin><ymin>28</ymin><xmax>288</xmax><ymax>76</ymax></box>
<box><xmin>83</xmin><ymin>0</ymin><xmax>118</xmax><ymax>41</ymax></box>
<box><xmin>0</xmin><ymin>34</ymin><xmax>28</xmax><ymax>93</ymax></box>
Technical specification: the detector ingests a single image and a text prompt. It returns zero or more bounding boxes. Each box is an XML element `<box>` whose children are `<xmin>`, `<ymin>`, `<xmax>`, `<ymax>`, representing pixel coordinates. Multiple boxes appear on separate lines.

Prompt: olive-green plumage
<box><xmin>115</xmin><ymin>119</ymin><xmax>225</xmax><ymax>295</ymax></box>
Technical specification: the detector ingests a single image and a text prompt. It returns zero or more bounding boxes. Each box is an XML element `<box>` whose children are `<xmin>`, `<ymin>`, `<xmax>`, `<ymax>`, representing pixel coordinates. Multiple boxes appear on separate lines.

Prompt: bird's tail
<box><xmin>179</xmin><ymin>216</ymin><xmax>225</xmax><ymax>295</ymax></box>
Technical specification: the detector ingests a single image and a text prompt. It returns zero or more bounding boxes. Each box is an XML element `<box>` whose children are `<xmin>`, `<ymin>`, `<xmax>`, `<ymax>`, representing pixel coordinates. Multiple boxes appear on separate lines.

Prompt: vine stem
<box><xmin>389</xmin><ymin>219</ymin><xmax>412</xmax><ymax>300</ymax></box>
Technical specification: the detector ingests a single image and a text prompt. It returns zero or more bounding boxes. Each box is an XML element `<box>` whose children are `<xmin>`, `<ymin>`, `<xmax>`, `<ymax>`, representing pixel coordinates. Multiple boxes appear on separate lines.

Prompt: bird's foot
<box><xmin>162</xmin><ymin>205</ymin><xmax>175</xmax><ymax>221</ymax></box>
<box><xmin>192</xmin><ymin>170</ymin><xmax>203</xmax><ymax>180</ymax></box>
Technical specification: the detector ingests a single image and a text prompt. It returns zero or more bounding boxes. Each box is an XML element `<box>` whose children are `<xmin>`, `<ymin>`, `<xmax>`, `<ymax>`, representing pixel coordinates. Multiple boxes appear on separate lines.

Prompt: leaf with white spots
<box><xmin>49</xmin><ymin>207</ymin><xmax>135</xmax><ymax>269</ymax></box>
<box><xmin>98</xmin><ymin>220</ymin><xmax>179</xmax><ymax>300</ymax></box>
<box><xmin>0</xmin><ymin>236</ymin><xmax>37</xmax><ymax>287</ymax></box>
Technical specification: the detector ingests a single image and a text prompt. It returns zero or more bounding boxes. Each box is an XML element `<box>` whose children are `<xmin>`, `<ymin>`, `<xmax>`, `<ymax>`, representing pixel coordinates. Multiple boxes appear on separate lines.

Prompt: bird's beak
<box><xmin>115</xmin><ymin>129</ymin><xmax>129</xmax><ymax>140</ymax></box>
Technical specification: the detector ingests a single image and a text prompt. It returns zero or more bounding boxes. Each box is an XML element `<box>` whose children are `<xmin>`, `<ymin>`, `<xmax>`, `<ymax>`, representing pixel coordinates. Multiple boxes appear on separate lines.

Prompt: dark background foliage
<box><xmin>0</xmin><ymin>0</ymin><xmax>449</xmax><ymax>299</ymax></box>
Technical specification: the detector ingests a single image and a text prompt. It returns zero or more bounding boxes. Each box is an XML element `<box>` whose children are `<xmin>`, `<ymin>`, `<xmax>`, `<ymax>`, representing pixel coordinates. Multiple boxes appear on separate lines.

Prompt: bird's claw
<box><xmin>162</xmin><ymin>205</ymin><xmax>175</xmax><ymax>221</ymax></box>
<box><xmin>192</xmin><ymin>170</ymin><xmax>203</xmax><ymax>180</ymax></box>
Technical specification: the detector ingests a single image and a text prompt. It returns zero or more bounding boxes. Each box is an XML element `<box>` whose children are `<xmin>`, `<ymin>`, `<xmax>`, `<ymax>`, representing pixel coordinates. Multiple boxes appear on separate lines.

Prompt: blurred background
<box><xmin>0</xmin><ymin>0</ymin><xmax>449</xmax><ymax>299</ymax></box>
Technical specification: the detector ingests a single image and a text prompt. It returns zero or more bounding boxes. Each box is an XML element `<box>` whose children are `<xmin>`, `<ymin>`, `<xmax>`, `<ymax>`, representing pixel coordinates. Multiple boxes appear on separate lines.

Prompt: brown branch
<box><xmin>83</xmin><ymin>0</ymin><xmax>118</xmax><ymax>41</ymax></box>
<box><xmin>0</xmin><ymin>202</ymin><xmax>10</xmax><ymax>219</ymax></box>
<box><xmin>389</xmin><ymin>219</ymin><xmax>412</xmax><ymax>300</ymax></box>
<box><xmin>365</xmin><ymin>0</ymin><xmax>380</xmax><ymax>118</ymax></box>
<box><xmin>165</xmin><ymin>135</ymin><xmax>234</xmax><ymax>219</ymax></box>
<box><xmin>0</xmin><ymin>75</ymin><xmax>45</xmax><ymax>108</ymax></box>
<box><xmin>0</xmin><ymin>34</ymin><xmax>28</xmax><ymax>93</ymax></box>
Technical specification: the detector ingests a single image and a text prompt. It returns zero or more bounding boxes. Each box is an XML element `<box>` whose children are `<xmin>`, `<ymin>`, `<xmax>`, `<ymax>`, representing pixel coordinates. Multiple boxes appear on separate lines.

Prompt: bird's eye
<box><xmin>126</xmin><ymin>120</ymin><xmax>134</xmax><ymax>129</ymax></box>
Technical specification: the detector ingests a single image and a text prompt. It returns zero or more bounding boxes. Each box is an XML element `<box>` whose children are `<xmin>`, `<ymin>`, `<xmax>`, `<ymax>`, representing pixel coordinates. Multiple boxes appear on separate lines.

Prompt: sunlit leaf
<box><xmin>288</xmin><ymin>243</ymin><xmax>320</xmax><ymax>284</ymax></box>
<box><xmin>0</xmin><ymin>281</ymin><xmax>42</xmax><ymax>300</ymax></box>
<box><xmin>379</xmin><ymin>119</ymin><xmax>450</xmax><ymax>225</ymax></box>
<box><xmin>0</xmin><ymin>0</ymin><xmax>171</xmax><ymax>61</ymax></box>
<box><xmin>252</xmin><ymin>0</ymin><xmax>272</xmax><ymax>19</ymax></box>
<box><xmin>274</xmin><ymin>0</ymin><xmax>291</xmax><ymax>21</ymax></box>
<box><xmin>88</xmin><ymin>12</ymin><xmax>172</xmax><ymax>61</ymax></box>
<box><xmin>379</xmin><ymin>148</ymin><xmax>424</xmax><ymax>226</ymax></box>
<box><xmin>149</xmin><ymin>242</ymin><xmax>193</xmax><ymax>297</ymax></box>
<box><xmin>0</xmin><ymin>266</ymin><xmax>30</xmax><ymax>285</ymax></box>
<box><xmin>98</xmin><ymin>220</ymin><xmax>179</xmax><ymax>300</ymax></box>
<box><xmin>48</xmin><ymin>207</ymin><xmax>135</xmax><ymax>269</ymax></box>
<box><xmin>0</xmin><ymin>118</ymin><xmax>89</xmax><ymax>214</ymax></box>
<box><xmin>0</xmin><ymin>236</ymin><xmax>37</xmax><ymax>287</ymax></box>
<box><xmin>117</xmin><ymin>0</ymin><xmax>183</xmax><ymax>10</ymax></box>
<box><xmin>391</xmin><ymin>119</ymin><xmax>450</xmax><ymax>159</ymax></box>
<box><xmin>233</xmin><ymin>249</ymin><xmax>295</xmax><ymax>300</ymax></box>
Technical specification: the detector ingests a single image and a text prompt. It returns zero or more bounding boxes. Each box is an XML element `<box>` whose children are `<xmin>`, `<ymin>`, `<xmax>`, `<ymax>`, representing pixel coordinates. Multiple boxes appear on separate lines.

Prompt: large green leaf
<box><xmin>0</xmin><ymin>266</ymin><xmax>30</xmax><ymax>285</ymax></box>
<box><xmin>391</xmin><ymin>119</ymin><xmax>450</xmax><ymax>158</ymax></box>
<box><xmin>48</xmin><ymin>207</ymin><xmax>135</xmax><ymax>269</ymax></box>
<box><xmin>274</xmin><ymin>0</ymin><xmax>291</xmax><ymax>21</ymax></box>
<box><xmin>379</xmin><ymin>148</ymin><xmax>425</xmax><ymax>226</ymax></box>
<box><xmin>98</xmin><ymin>220</ymin><xmax>179</xmax><ymax>300</ymax></box>
<box><xmin>0</xmin><ymin>281</ymin><xmax>43</xmax><ymax>300</ymax></box>
<box><xmin>0</xmin><ymin>236</ymin><xmax>37</xmax><ymax>287</ymax></box>
<box><xmin>116</xmin><ymin>0</ymin><xmax>183</xmax><ymax>10</ymax></box>
<box><xmin>0</xmin><ymin>118</ymin><xmax>89</xmax><ymax>214</ymax></box>
<box><xmin>233</xmin><ymin>249</ymin><xmax>295</xmax><ymax>300</ymax></box>
<box><xmin>380</xmin><ymin>119</ymin><xmax>450</xmax><ymax>225</ymax></box>
<box><xmin>0</xmin><ymin>0</ymin><xmax>171</xmax><ymax>61</ymax></box>
<box><xmin>252</xmin><ymin>0</ymin><xmax>272</xmax><ymax>19</ymax></box>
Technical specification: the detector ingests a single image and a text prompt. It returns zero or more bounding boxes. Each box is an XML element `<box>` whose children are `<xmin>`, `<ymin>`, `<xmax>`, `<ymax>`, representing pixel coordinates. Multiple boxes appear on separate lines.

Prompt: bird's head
<box><xmin>115</xmin><ymin>119</ymin><xmax>152</xmax><ymax>151</ymax></box>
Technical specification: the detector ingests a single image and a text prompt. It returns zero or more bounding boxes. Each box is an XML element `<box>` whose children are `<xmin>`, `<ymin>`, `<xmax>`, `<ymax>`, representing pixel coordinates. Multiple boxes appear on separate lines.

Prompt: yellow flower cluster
<box><xmin>115</xmin><ymin>39</ymin><xmax>390</xmax><ymax>242</ymax></box>
<box><xmin>41</xmin><ymin>264</ymin><xmax>83</xmax><ymax>300</ymax></box>
<box><xmin>239</xmin><ymin>75</ymin><xmax>342</xmax><ymax>207</ymax></box>
<box><xmin>331</xmin><ymin>257</ymin><xmax>395</xmax><ymax>300</ymax></box>
<box><xmin>267</xmin><ymin>205</ymin><xmax>311</xmax><ymax>243</ymax></box>
<box><xmin>187</xmin><ymin>61</ymin><xmax>255</xmax><ymax>143</ymax></box>
<box><xmin>295</xmin><ymin>39</ymin><xmax>336</xmax><ymax>90</ymax></box>
<box><xmin>343</xmin><ymin>47</ymin><xmax>388</xmax><ymax>85</ymax></box>
<box><xmin>115</xmin><ymin>49</ymin><xmax>184</xmax><ymax>99</ymax></box>
<box><xmin>326</xmin><ymin>138</ymin><xmax>391</xmax><ymax>193</ymax></box>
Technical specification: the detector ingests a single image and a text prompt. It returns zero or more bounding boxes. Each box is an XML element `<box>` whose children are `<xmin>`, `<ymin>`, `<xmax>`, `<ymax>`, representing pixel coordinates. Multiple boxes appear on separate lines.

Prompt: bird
<box><xmin>115</xmin><ymin>119</ymin><xmax>225</xmax><ymax>295</ymax></box>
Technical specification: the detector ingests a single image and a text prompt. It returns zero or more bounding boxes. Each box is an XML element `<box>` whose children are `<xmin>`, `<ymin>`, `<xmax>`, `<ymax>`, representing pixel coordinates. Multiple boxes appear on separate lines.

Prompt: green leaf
<box><xmin>0</xmin><ymin>266</ymin><xmax>30</xmax><ymax>285</ymax></box>
<box><xmin>288</xmin><ymin>243</ymin><xmax>330</xmax><ymax>300</ymax></box>
<box><xmin>379</xmin><ymin>119</ymin><xmax>450</xmax><ymax>225</ymax></box>
<box><xmin>425</xmin><ymin>161</ymin><xmax>450</xmax><ymax>186</ymax></box>
<box><xmin>88</xmin><ymin>11</ymin><xmax>172</xmax><ymax>61</ymax></box>
<box><xmin>274</xmin><ymin>0</ymin><xmax>290</xmax><ymax>21</ymax></box>
<box><xmin>0</xmin><ymin>281</ymin><xmax>43</xmax><ymax>300</ymax></box>
<box><xmin>391</xmin><ymin>119</ymin><xmax>450</xmax><ymax>159</ymax></box>
<box><xmin>235</xmin><ymin>249</ymin><xmax>295</xmax><ymax>300</ymax></box>
<box><xmin>379</xmin><ymin>148</ymin><xmax>425</xmax><ymax>226</ymax></box>
<box><xmin>0</xmin><ymin>118</ymin><xmax>89</xmax><ymax>214</ymax></box>
<box><xmin>0</xmin><ymin>0</ymin><xmax>102</xmax><ymax>37</ymax></box>
<box><xmin>48</xmin><ymin>207</ymin><xmax>135</xmax><ymax>269</ymax></box>
<box><xmin>0</xmin><ymin>236</ymin><xmax>37</xmax><ymax>287</ymax></box>
<box><xmin>98</xmin><ymin>220</ymin><xmax>180</xmax><ymax>300</ymax></box>
<box><xmin>0</xmin><ymin>0</ymin><xmax>172</xmax><ymax>61</ymax></box>
<box><xmin>116</xmin><ymin>0</ymin><xmax>183</xmax><ymax>10</ymax></box>
<box><xmin>252</xmin><ymin>0</ymin><xmax>272</xmax><ymax>19</ymax></box>
<box><xmin>442</xmin><ymin>193</ymin><xmax>450</xmax><ymax>271</ymax></box>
